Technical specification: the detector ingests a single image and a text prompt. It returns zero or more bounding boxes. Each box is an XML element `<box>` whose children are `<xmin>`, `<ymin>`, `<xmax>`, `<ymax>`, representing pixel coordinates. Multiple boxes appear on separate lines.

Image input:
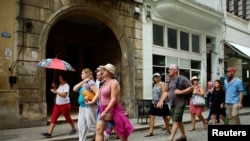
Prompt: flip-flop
<box><xmin>189</xmin><ymin>128</ymin><xmax>195</xmax><ymax>131</ymax></box>
<box><xmin>144</xmin><ymin>133</ymin><xmax>153</xmax><ymax>137</ymax></box>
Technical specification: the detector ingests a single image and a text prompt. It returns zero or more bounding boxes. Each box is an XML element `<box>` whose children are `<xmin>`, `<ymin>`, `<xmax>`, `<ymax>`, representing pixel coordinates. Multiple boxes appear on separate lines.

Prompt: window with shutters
<box><xmin>167</xmin><ymin>28</ymin><xmax>177</xmax><ymax>49</ymax></box>
<box><xmin>180</xmin><ymin>31</ymin><xmax>189</xmax><ymax>51</ymax></box>
<box><xmin>226</xmin><ymin>0</ymin><xmax>250</xmax><ymax>21</ymax></box>
<box><xmin>153</xmin><ymin>24</ymin><xmax>164</xmax><ymax>46</ymax></box>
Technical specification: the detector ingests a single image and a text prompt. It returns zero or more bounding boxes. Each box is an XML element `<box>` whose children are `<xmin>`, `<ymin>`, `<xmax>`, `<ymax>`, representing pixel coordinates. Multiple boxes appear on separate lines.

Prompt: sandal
<box><xmin>189</xmin><ymin>128</ymin><xmax>195</xmax><ymax>131</ymax></box>
<box><xmin>144</xmin><ymin>132</ymin><xmax>153</xmax><ymax>137</ymax></box>
<box><xmin>165</xmin><ymin>130</ymin><xmax>171</xmax><ymax>135</ymax></box>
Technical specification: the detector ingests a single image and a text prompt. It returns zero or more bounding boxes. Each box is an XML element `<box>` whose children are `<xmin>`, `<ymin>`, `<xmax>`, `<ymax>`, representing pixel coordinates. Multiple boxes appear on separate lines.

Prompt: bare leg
<box><xmin>163</xmin><ymin>116</ymin><xmax>171</xmax><ymax>133</ymax></box>
<box><xmin>95</xmin><ymin>121</ymin><xmax>106</xmax><ymax>141</ymax></box>
<box><xmin>168</xmin><ymin>122</ymin><xmax>178</xmax><ymax>141</ymax></box>
<box><xmin>148</xmin><ymin>115</ymin><xmax>155</xmax><ymax>133</ymax></box>
<box><xmin>169</xmin><ymin>122</ymin><xmax>186</xmax><ymax>141</ymax></box>
<box><xmin>197</xmin><ymin>114</ymin><xmax>207</xmax><ymax>129</ymax></box>
<box><xmin>219</xmin><ymin>114</ymin><xmax>226</xmax><ymax>124</ymax></box>
<box><xmin>189</xmin><ymin>113</ymin><xmax>195</xmax><ymax>130</ymax></box>
<box><xmin>144</xmin><ymin>115</ymin><xmax>155</xmax><ymax>137</ymax></box>
<box><xmin>178</xmin><ymin>122</ymin><xmax>186</xmax><ymax>138</ymax></box>
<box><xmin>48</xmin><ymin>123</ymin><xmax>56</xmax><ymax>135</ymax></box>
<box><xmin>211</xmin><ymin>114</ymin><xmax>216</xmax><ymax>125</ymax></box>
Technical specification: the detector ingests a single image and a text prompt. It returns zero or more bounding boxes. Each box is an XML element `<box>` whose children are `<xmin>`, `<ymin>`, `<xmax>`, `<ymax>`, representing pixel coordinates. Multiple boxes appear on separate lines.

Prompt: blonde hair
<box><xmin>82</xmin><ymin>68</ymin><xmax>94</xmax><ymax>80</ymax></box>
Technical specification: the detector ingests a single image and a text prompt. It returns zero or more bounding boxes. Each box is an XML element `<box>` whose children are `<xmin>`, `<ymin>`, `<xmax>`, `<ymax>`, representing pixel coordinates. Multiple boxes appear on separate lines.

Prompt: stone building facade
<box><xmin>0</xmin><ymin>0</ymin><xmax>143</xmax><ymax>129</ymax></box>
<box><xmin>1</xmin><ymin>0</ymin><xmax>250</xmax><ymax>130</ymax></box>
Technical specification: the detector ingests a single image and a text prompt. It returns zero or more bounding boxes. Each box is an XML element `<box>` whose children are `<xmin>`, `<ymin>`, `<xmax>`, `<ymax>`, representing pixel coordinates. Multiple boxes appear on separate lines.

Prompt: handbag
<box><xmin>82</xmin><ymin>90</ymin><xmax>95</xmax><ymax>101</ymax></box>
<box><xmin>192</xmin><ymin>94</ymin><xmax>205</xmax><ymax>106</ymax></box>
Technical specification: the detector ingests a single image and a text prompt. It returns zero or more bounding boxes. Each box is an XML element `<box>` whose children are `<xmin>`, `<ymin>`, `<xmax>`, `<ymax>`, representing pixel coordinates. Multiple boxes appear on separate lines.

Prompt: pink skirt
<box><xmin>100</xmin><ymin>102</ymin><xmax>134</xmax><ymax>139</ymax></box>
<box><xmin>189</xmin><ymin>100</ymin><xmax>204</xmax><ymax>114</ymax></box>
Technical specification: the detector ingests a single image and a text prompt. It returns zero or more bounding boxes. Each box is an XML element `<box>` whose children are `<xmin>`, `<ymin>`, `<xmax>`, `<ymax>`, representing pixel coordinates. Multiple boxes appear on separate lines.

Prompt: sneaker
<box><xmin>69</xmin><ymin>129</ymin><xmax>77</xmax><ymax>135</ymax></box>
<box><xmin>41</xmin><ymin>132</ymin><xmax>52</xmax><ymax>138</ymax></box>
<box><xmin>104</xmin><ymin>132</ymin><xmax>110</xmax><ymax>141</ymax></box>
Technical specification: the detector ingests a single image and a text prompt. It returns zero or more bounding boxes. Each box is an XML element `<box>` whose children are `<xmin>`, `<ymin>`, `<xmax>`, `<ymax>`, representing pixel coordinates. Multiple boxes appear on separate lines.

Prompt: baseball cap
<box><xmin>226</xmin><ymin>67</ymin><xmax>236</xmax><ymax>73</ymax></box>
<box><xmin>153</xmin><ymin>73</ymin><xmax>161</xmax><ymax>77</ymax></box>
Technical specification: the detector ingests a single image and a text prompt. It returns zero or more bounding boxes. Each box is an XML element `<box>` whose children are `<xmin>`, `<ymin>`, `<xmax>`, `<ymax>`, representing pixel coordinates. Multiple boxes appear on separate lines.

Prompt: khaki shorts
<box><xmin>171</xmin><ymin>105</ymin><xmax>185</xmax><ymax>122</ymax></box>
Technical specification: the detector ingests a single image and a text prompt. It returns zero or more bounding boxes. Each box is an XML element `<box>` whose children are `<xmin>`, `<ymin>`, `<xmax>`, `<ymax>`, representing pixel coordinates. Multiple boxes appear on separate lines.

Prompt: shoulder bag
<box><xmin>192</xmin><ymin>94</ymin><xmax>205</xmax><ymax>106</ymax></box>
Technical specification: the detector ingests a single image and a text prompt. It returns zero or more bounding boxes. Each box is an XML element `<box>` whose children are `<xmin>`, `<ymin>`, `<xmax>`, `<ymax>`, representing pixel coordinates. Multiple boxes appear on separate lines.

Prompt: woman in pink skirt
<box><xmin>189</xmin><ymin>76</ymin><xmax>207</xmax><ymax>131</ymax></box>
<box><xmin>88</xmin><ymin>63</ymin><xmax>134</xmax><ymax>141</ymax></box>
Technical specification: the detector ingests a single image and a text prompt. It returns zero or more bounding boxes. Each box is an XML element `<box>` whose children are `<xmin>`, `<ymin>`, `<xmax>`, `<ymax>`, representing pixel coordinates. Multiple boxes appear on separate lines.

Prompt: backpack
<box><xmin>168</xmin><ymin>75</ymin><xmax>192</xmax><ymax>105</ymax></box>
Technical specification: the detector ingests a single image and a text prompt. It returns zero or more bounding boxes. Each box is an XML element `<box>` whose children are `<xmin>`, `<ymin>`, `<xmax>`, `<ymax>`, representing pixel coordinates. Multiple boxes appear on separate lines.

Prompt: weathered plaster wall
<box><xmin>0</xmin><ymin>0</ymin><xmax>142</xmax><ymax>129</ymax></box>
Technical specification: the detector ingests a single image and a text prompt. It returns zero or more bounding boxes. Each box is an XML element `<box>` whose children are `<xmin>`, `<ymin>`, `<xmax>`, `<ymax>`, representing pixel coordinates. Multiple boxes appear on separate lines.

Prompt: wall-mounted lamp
<box><xmin>134</xmin><ymin>7</ymin><xmax>141</xmax><ymax>18</ymax></box>
<box><xmin>9</xmin><ymin>76</ymin><xmax>17</xmax><ymax>87</ymax></box>
<box><xmin>24</xmin><ymin>19</ymin><xmax>33</xmax><ymax>32</ymax></box>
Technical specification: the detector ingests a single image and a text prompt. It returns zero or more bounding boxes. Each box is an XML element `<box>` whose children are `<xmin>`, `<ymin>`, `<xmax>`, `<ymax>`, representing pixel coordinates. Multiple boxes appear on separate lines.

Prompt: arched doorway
<box><xmin>45</xmin><ymin>14</ymin><xmax>122</xmax><ymax>114</ymax></box>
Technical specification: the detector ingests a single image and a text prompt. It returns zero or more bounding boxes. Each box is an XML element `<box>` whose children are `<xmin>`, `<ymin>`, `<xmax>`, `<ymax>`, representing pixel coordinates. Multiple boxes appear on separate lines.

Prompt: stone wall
<box><xmin>0</xmin><ymin>90</ymin><xmax>19</xmax><ymax>129</ymax></box>
<box><xmin>4</xmin><ymin>0</ymin><xmax>143</xmax><ymax>128</ymax></box>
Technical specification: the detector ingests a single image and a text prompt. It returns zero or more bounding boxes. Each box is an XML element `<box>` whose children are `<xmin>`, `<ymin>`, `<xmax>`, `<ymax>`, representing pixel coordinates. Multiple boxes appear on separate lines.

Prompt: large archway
<box><xmin>45</xmin><ymin>14</ymin><xmax>122</xmax><ymax>114</ymax></box>
<box><xmin>39</xmin><ymin>7</ymin><xmax>135</xmax><ymax>117</ymax></box>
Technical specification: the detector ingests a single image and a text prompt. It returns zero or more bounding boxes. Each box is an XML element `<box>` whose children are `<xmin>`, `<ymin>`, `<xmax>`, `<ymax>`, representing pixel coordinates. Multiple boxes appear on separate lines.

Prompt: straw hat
<box><xmin>100</xmin><ymin>63</ymin><xmax>116</xmax><ymax>75</ymax></box>
<box><xmin>191</xmin><ymin>76</ymin><xmax>199</xmax><ymax>82</ymax></box>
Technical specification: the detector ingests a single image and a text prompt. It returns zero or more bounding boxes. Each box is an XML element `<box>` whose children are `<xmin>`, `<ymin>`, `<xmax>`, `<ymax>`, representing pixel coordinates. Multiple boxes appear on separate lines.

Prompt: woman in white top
<box><xmin>41</xmin><ymin>73</ymin><xmax>76</xmax><ymax>138</ymax></box>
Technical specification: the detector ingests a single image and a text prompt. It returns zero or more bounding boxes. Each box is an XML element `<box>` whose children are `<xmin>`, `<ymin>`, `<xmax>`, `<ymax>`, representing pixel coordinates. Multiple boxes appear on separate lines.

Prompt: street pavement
<box><xmin>0</xmin><ymin>107</ymin><xmax>249</xmax><ymax>141</ymax></box>
<box><xmin>111</xmin><ymin>114</ymin><xmax>250</xmax><ymax>141</ymax></box>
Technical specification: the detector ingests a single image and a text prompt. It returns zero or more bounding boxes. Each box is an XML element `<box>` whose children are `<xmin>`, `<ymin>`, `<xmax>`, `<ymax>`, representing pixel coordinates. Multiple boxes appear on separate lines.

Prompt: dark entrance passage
<box><xmin>46</xmin><ymin>15</ymin><xmax>121</xmax><ymax>115</ymax></box>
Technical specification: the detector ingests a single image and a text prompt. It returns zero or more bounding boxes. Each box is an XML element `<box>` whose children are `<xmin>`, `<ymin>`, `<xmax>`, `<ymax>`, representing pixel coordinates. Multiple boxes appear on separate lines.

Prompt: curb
<box><xmin>45</xmin><ymin>111</ymin><xmax>250</xmax><ymax>141</ymax></box>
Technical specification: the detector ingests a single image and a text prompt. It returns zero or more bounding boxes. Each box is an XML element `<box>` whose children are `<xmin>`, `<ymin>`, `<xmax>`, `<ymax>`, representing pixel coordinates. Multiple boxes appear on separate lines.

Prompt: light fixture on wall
<box><xmin>9</xmin><ymin>76</ymin><xmax>17</xmax><ymax>87</ymax></box>
<box><xmin>134</xmin><ymin>6</ymin><xmax>141</xmax><ymax>18</ymax></box>
<box><xmin>24</xmin><ymin>19</ymin><xmax>33</xmax><ymax>32</ymax></box>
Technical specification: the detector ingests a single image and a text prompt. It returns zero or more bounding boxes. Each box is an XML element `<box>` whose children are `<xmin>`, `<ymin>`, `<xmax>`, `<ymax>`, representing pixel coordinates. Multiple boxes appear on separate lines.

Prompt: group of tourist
<box><xmin>144</xmin><ymin>65</ymin><xmax>244</xmax><ymax>141</ymax></box>
<box><xmin>40</xmin><ymin>62</ymin><xmax>244</xmax><ymax>141</ymax></box>
<box><xmin>41</xmin><ymin>63</ymin><xmax>134</xmax><ymax>141</ymax></box>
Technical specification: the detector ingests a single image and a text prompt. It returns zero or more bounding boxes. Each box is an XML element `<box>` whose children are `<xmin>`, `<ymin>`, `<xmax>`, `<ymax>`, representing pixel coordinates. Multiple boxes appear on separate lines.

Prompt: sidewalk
<box><xmin>0</xmin><ymin>108</ymin><xmax>250</xmax><ymax>141</ymax></box>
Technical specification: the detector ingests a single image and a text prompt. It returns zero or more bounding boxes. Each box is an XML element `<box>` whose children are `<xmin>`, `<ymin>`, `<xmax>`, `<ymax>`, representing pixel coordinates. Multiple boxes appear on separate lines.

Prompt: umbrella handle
<box><xmin>53</xmin><ymin>70</ymin><xmax>55</xmax><ymax>82</ymax></box>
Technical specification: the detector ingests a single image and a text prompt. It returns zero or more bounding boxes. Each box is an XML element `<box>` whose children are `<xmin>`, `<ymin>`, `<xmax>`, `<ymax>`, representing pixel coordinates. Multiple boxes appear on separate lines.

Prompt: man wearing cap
<box><xmin>224</xmin><ymin>67</ymin><xmax>244</xmax><ymax>125</ymax></box>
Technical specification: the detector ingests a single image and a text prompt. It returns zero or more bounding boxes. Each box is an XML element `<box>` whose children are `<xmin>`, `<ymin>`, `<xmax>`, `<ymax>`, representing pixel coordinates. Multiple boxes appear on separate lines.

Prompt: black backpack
<box><xmin>168</xmin><ymin>75</ymin><xmax>192</xmax><ymax>105</ymax></box>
